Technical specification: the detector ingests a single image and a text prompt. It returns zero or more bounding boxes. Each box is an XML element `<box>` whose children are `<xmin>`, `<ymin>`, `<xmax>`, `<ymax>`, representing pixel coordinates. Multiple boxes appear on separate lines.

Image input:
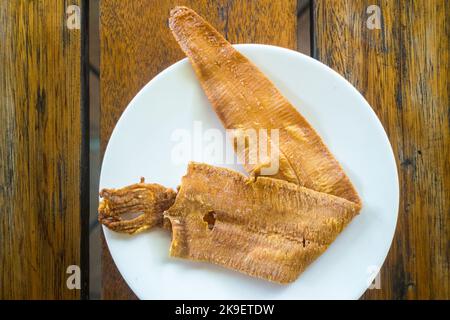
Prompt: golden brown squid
<box><xmin>98</xmin><ymin>7</ymin><xmax>362</xmax><ymax>284</ymax></box>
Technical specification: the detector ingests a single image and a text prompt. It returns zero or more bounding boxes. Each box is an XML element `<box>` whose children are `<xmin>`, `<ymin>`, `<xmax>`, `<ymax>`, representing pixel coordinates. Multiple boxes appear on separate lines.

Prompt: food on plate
<box><xmin>99</xmin><ymin>163</ymin><xmax>359</xmax><ymax>283</ymax></box>
<box><xmin>169</xmin><ymin>6</ymin><xmax>361</xmax><ymax>206</ymax></box>
<box><xmin>98</xmin><ymin>6</ymin><xmax>362</xmax><ymax>284</ymax></box>
<box><xmin>165</xmin><ymin>162</ymin><xmax>359</xmax><ymax>283</ymax></box>
<box><xmin>98</xmin><ymin>178</ymin><xmax>176</xmax><ymax>234</ymax></box>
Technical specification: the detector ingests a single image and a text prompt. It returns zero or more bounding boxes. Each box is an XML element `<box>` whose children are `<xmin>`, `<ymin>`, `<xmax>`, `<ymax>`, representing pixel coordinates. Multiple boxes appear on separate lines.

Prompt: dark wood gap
<box><xmin>310</xmin><ymin>0</ymin><xmax>316</xmax><ymax>58</ymax></box>
<box><xmin>297</xmin><ymin>0</ymin><xmax>312</xmax><ymax>56</ymax></box>
<box><xmin>88</xmin><ymin>0</ymin><xmax>101</xmax><ymax>300</ymax></box>
<box><xmin>80</xmin><ymin>0</ymin><xmax>90</xmax><ymax>300</ymax></box>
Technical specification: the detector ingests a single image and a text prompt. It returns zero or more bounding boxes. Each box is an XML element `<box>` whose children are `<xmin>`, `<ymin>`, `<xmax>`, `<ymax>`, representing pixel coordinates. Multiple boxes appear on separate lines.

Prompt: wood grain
<box><xmin>0</xmin><ymin>0</ymin><xmax>88</xmax><ymax>299</ymax></box>
<box><xmin>314</xmin><ymin>0</ymin><xmax>449</xmax><ymax>299</ymax></box>
<box><xmin>100</xmin><ymin>0</ymin><xmax>297</xmax><ymax>299</ymax></box>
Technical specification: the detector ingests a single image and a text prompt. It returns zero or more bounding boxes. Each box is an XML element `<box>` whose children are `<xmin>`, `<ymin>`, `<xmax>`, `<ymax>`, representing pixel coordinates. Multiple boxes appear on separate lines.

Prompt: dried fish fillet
<box><xmin>165</xmin><ymin>163</ymin><xmax>359</xmax><ymax>284</ymax></box>
<box><xmin>98</xmin><ymin>178</ymin><xmax>176</xmax><ymax>234</ymax></box>
<box><xmin>169</xmin><ymin>6</ymin><xmax>361</xmax><ymax>206</ymax></box>
<box><xmin>98</xmin><ymin>7</ymin><xmax>364</xmax><ymax>284</ymax></box>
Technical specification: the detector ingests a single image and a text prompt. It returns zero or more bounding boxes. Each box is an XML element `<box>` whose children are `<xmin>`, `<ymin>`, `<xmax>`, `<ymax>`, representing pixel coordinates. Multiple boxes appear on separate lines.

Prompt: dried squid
<box><xmin>98</xmin><ymin>6</ymin><xmax>362</xmax><ymax>284</ymax></box>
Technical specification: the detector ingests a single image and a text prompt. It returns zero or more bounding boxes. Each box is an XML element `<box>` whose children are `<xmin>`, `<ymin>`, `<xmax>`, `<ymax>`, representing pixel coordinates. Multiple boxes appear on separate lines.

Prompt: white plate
<box><xmin>100</xmin><ymin>44</ymin><xmax>399</xmax><ymax>300</ymax></box>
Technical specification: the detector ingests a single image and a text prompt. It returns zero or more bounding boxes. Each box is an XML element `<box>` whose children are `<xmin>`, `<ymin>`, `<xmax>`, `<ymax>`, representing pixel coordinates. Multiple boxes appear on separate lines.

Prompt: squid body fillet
<box><xmin>165</xmin><ymin>163</ymin><xmax>359</xmax><ymax>284</ymax></box>
<box><xmin>169</xmin><ymin>6</ymin><xmax>361</xmax><ymax>206</ymax></box>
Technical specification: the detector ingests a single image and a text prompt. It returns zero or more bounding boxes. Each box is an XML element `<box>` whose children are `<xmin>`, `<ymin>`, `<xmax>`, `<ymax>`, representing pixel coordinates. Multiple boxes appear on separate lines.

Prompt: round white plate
<box><xmin>100</xmin><ymin>44</ymin><xmax>399</xmax><ymax>300</ymax></box>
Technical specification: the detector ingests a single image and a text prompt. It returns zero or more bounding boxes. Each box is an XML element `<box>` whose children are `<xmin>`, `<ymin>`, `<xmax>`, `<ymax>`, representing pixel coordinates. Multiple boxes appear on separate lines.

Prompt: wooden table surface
<box><xmin>1</xmin><ymin>0</ymin><xmax>448</xmax><ymax>300</ymax></box>
<box><xmin>100</xmin><ymin>0</ymin><xmax>449</xmax><ymax>300</ymax></box>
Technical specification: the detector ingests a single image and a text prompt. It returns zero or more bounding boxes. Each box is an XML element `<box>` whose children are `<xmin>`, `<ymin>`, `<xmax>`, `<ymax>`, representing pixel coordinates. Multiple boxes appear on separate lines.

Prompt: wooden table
<box><xmin>99</xmin><ymin>0</ymin><xmax>449</xmax><ymax>300</ymax></box>
<box><xmin>1</xmin><ymin>0</ymin><xmax>448</xmax><ymax>300</ymax></box>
